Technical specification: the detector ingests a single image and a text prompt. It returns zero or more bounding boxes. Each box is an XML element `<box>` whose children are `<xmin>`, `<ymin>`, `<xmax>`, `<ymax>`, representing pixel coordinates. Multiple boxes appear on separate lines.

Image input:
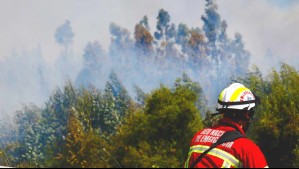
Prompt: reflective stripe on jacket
<box><xmin>184</xmin><ymin>118</ymin><xmax>269</xmax><ymax>168</ymax></box>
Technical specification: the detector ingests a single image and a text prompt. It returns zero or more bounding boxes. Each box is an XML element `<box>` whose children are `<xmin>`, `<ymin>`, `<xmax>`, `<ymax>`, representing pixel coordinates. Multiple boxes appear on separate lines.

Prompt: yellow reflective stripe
<box><xmin>184</xmin><ymin>147</ymin><xmax>192</xmax><ymax>168</ymax></box>
<box><xmin>219</xmin><ymin>89</ymin><xmax>226</xmax><ymax>100</ymax></box>
<box><xmin>221</xmin><ymin>161</ymin><xmax>231</xmax><ymax>168</ymax></box>
<box><xmin>184</xmin><ymin>159</ymin><xmax>189</xmax><ymax>168</ymax></box>
<box><xmin>188</xmin><ymin>145</ymin><xmax>241</xmax><ymax>168</ymax></box>
<box><xmin>264</xmin><ymin>166</ymin><xmax>269</xmax><ymax>168</ymax></box>
<box><xmin>184</xmin><ymin>146</ymin><xmax>194</xmax><ymax>168</ymax></box>
<box><xmin>230</xmin><ymin>87</ymin><xmax>247</xmax><ymax>101</ymax></box>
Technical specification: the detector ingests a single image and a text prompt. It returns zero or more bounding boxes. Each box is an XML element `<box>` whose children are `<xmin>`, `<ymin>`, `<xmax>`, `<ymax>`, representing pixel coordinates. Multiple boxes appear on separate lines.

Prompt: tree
<box><xmin>107</xmin><ymin>70</ymin><xmax>131</xmax><ymax>122</ymax></box>
<box><xmin>55</xmin><ymin>106</ymin><xmax>113</xmax><ymax>168</ymax></box>
<box><xmin>154</xmin><ymin>9</ymin><xmax>171</xmax><ymax>41</ymax></box>
<box><xmin>187</xmin><ymin>28</ymin><xmax>207</xmax><ymax>68</ymax></box>
<box><xmin>96</xmin><ymin>83</ymin><xmax>118</xmax><ymax>134</ymax></box>
<box><xmin>154</xmin><ymin>9</ymin><xmax>177</xmax><ymax>60</ymax></box>
<box><xmin>76</xmin><ymin>41</ymin><xmax>107</xmax><ymax>88</ymax></box>
<box><xmin>176</xmin><ymin>23</ymin><xmax>190</xmax><ymax>54</ymax></box>
<box><xmin>57</xmin><ymin>112</ymin><xmax>85</xmax><ymax>168</ymax></box>
<box><xmin>0</xmin><ymin>145</ymin><xmax>14</xmax><ymax>167</ymax></box>
<box><xmin>238</xmin><ymin>63</ymin><xmax>299</xmax><ymax>168</ymax></box>
<box><xmin>54</xmin><ymin>20</ymin><xmax>76</xmax><ymax>81</ymax></box>
<box><xmin>54</xmin><ymin>20</ymin><xmax>75</xmax><ymax>48</ymax></box>
<box><xmin>174</xmin><ymin>72</ymin><xmax>208</xmax><ymax>117</ymax></box>
<box><xmin>139</xmin><ymin>15</ymin><xmax>150</xmax><ymax>30</ymax></box>
<box><xmin>219</xmin><ymin>20</ymin><xmax>228</xmax><ymax>45</ymax></box>
<box><xmin>231</xmin><ymin>32</ymin><xmax>250</xmax><ymax>76</ymax></box>
<box><xmin>78</xmin><ymin>132</ymin><xmax>112</xmax><ymax>168</ymax></box>
<box><xmin>112</xmin><ymin>78</ymin><xmax>204</xmax><ymax>167</ymax></box>
<box><xmin>14</xmin><ymin>104</ymin><xmax>43</xmax><ymax>168</ymax></box>
<box><xmin>133</xmin><ymin>85</ymin><xmax>147</xmax><ymax>106</ymax></box>
<box><xmin>201</xmin><ymin>0</ymin><xmax>221</xmax><ymax>57</ymax></box>
<box><xmin>109</xmin><ymin>22</ymin><xmax>134</xmax><ymax>65</ymax></box>
<box><xmin>134</xmin><ymin>19</ymin><xmax>154</xmax><ymax>56</ymax></box>
<box><xmin>200</xmin><ymin>0</ymin><xmax>248</xmax><ymax>104</ymax></box>
<box><xmin>83</xmin><ymin>41</ymin><xmax>107</xmax><ymax>72</ymax></box>
<box><xmin>255</xmin><ymin>64</ymin><xmax>299</xmax><ymax>167</ymax></box>
<box><xmin>39</xmin><ymin>81</ymin><xmax>77</xmax><ymax>167</ymax></box>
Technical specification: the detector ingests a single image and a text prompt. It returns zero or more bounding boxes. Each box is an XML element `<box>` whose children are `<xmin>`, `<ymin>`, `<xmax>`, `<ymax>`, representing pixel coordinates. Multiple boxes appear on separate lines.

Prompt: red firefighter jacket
<box><xmin>184</xmin><ymin>118</ymin><xmax>268</xmax><ymax>168</ymax></box>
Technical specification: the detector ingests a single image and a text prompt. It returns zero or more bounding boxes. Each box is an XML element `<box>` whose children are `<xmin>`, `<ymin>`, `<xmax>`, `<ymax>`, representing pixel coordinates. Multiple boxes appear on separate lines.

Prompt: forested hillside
<box><xmin>0</xmin><ymin>0</ymin><xmax>298</xmax><ymax>168</ymax></box>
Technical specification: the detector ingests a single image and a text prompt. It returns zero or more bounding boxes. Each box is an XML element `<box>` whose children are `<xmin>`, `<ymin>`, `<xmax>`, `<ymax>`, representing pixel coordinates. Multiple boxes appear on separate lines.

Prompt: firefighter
<box><xmin>184</xmin><ymin>83</ymin><xmax>268</xmax><ymax>168</ymax></box>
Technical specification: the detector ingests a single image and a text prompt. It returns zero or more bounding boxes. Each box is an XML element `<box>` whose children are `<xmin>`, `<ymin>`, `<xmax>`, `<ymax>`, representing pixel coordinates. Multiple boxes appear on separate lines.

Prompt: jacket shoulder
<box><xmin>233</xmin><ymin>137</ymin><xmax>260</xmax><ymax>150</ymax></box>
<box><xmin>232</xmin><ymin>138</ymin><xmax>268</xmax><ymax>168</ymax></box>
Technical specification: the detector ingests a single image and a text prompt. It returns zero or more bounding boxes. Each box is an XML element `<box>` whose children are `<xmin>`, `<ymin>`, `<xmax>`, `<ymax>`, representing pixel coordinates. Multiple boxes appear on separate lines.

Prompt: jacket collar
<box><xmin>218</xmin><ymin>117</ymin><xmax>245</xmax><ymax>135</ymax></box>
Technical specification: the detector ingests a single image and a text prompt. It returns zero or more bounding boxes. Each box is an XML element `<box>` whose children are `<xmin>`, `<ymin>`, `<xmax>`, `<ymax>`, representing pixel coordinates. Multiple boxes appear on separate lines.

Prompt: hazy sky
<box><xmin>0</xmin><ymin>0</ymin><xmax>298</xmax><ymax>73</ymax></box>
<box><xmin>0</xmin><ymin>0</ymin><xmax>298</xmax><ymax>118</ymax></box>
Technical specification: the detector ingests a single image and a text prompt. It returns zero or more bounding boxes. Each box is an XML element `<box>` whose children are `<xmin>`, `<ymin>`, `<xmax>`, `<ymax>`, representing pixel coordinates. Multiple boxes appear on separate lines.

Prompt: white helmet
<box><xmin>216</xmin><ymin>83</ymin><xmax>258</xmax><ymax>111</ymax></box>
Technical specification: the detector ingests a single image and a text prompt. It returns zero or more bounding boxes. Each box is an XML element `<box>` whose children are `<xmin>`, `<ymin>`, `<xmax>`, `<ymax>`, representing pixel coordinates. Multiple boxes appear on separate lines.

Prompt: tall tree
<box><xmin>109</xmin><ymin>22</ymin><xmax>134</xmax><ymax>65</ymax></box>
<box><xmin>39</xmin><ymin>81</ymin><xmax>77</xmax><ymax>167</ymax></box>
<box><xmin>187</xmin><ymin>28</ymin><xmax>207</xmax><ymax>69</ymax></box>
<box><xmin>201</xmin><ymin>0</ymin><xmax>236</xmax><ymax>103</ymax></box>
<box><xmin>154</xmin><ymin>9</ymin><xmax>177</xmax><ymax>59</ymax></box>
<box><xmin>133</xmin><ymin>85</ymin><xmax>147</xmax><ymax>106</ymax></box>
<box><xmin>176</xmin><ymin>23</ymin><xmax>190</xmax><ymax>54</ymax></box>
<box><xmin>134</xmin><ymin>17</ymin><xmax>154</xmax><ymax>57</ymax></box>
<box><xmin>100</xmin><ymin>82</ymin><xmax>119</xmax><ymax>134</ymax></box>
<box><xmin>139</xmin><ymin>15</ymin><xmax>150</xmax><ymax>30</ymax></box>
<box><xmin>76</xmin><ymin>41</ymin><xmax>107</xmax><ymax>88</ymax></box>
<box><xmin>231</xmin><ymin>32</ymin><xmax>250</xmax><ymax>76</ymax></box>
<box><xmin>154</xmin><ymin>9</ymin><xmax>171</xmax><ymax>42</ymax></box>
<box><xmin>107</xmin><ymin>70</ymin><xmax>131</xmax><ymax>122</ymax></box>
<box><xmin>62</xmin><ymin>112</ymin><xmax>85</xmax><ymax>168</ymax></box>
<box><xmin>14</xmin><ymin>104</ymin><xmax>43</xmax><ymax>168</ymax></box>
<box><xmin>54</xmin><ymin>20</ymin><xmax>75</xmax><ymax>50</ymax></box>
<box><xmin>54</xmin><ymin>20</ymin><xmax>75</xmax><ymax>80</ymax></box>
<box><xmin>201</xmin><ymin>0</ymin><xmax>221</xmax><ymax>57</ymax></box>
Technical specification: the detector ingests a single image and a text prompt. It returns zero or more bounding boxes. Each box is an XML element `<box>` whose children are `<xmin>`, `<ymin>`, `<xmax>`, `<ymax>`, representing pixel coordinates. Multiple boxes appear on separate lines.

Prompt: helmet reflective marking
<box><xmin>217</xmin><ymin>83</ymin><xmax>256</xmax><ymax>110</ymax></box>
<box><xmin>230</xmin><ymin>87</ymin><xmax>247</xmax><ymax>102</ymax></box>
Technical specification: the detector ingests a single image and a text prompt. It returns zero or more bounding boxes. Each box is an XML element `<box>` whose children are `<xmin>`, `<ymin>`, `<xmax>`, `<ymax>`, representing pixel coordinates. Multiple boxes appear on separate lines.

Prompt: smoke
<box><xmin>217</xmin><ymin>0</ymin><xmax>299</xmax><ymax>74</ymax></box>
<box><xmin>0</xmin><ymin>0</ymin><xmax>298</xmax><ymax>120</ymax></box>
<box><xmin>0</xmin><ymin>8</ymin><xmax>232</xmax><ymax>119</ymax></box>
<box><xmin>0</xmin><ymin>47</ymin><xmax>47</xmax><ymax>116</ymax></box>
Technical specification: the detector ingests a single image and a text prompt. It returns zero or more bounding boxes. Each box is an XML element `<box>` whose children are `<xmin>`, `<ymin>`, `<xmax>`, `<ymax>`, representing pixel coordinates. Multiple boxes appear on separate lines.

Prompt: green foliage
<box><xmin>55</xmin><ymin>108</ymin><xmax>113</xmax><ymax>168</ymax></box>
<box><xmin>13</xmin><ymin>104</ymin><xmax>43</xmax><ymax>168</ymax></box>
<box><xmin>75</xmin><ymin>86</ymin><xmax>118</xmax><ymax>134</ymax></box>
<box><xmin>39</xmin><ymin>81</ymin><xmax>77</xmax><ymax>166</ymax></box>
<box><xmin>239</xmin><ymin>63</ymin><xmax>299</xmax><ymax>168</ymax></box>
<box><xmin>133</xmin><ymin>85</ymin><xmax>148</xmax><ymax>106</ymax></box>
<box><xmin>107</xmin><ymin>71</ymin><xmax>132</xmax><ymax>122</ymax></box>
<box><xmin>2</xmin><ymin>0</ymin><xmax>299</xmax><ymax>166</ymax></box>
<box><xmin>113</xmin><ymin>77</ymin><xmax>204</xmax><ymax>167</ymax></box>
<box><xmin>294</xmin><ymin>143</ymin><xmax>299</xmax><ymax>167</ymax></box>
<box><xmin>174</xmin><ymin>72</ymin><xmax>208</xmax><ymax>117</ymax></box>
<box><xmin>4</xmin><ymin>63</ymin><xmax>299</xmax><ymax>168</ymax></box>
<box><xmin>0</xmin><ymin>145</ymin><xmax>14</xmax><ymax>167</ymax></box>
<box><xmin>2</xmin><ymin>81</ymin><xmax>121</xmax><ymax>167</ymax></box>
<box><xmin>79</xmin><ymin>132</ymin><xmax>112</xmax><ymax>168</ymax></box>
<box><xmin>100</xmin><ymin>83</ymin><xmax>119</xmax><ymax>133</ymax></box>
